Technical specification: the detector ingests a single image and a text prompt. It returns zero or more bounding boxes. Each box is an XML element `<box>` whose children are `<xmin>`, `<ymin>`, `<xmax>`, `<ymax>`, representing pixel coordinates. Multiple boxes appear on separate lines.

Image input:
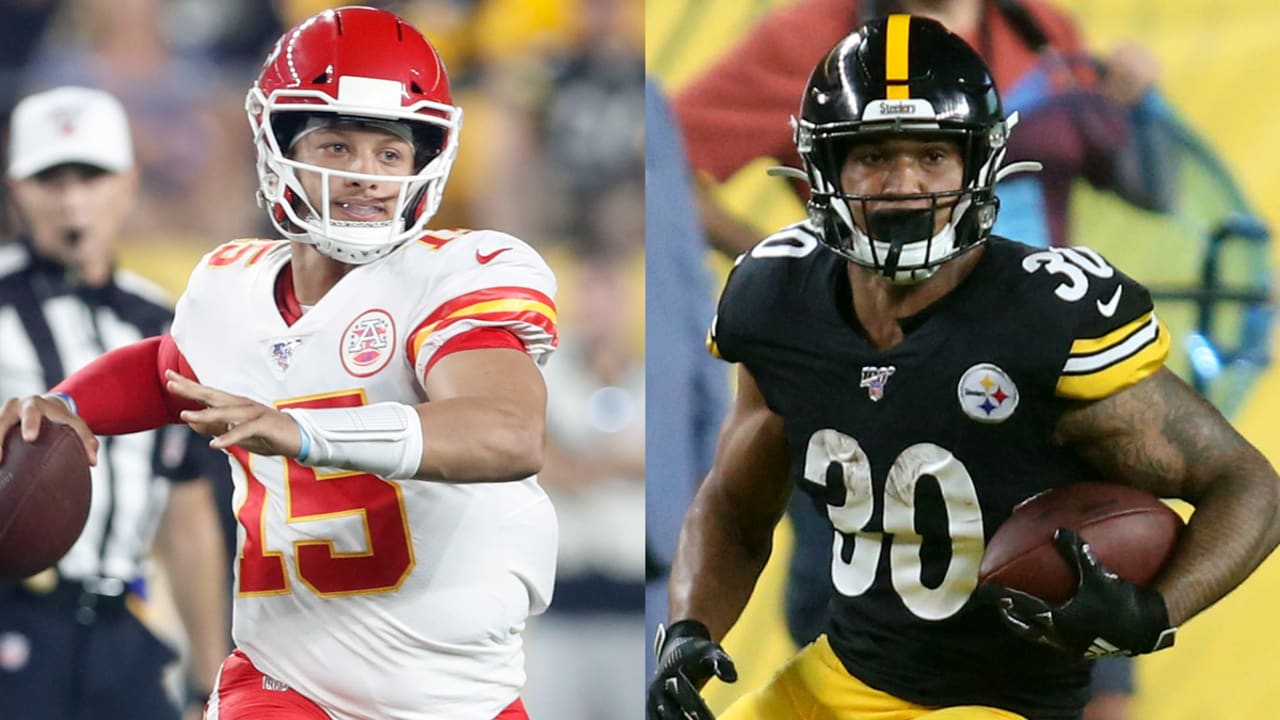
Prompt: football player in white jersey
<box><xmin>0</xmin><ymin>7</ymin><xmax>557</xmax><ymax>720</ymax></box>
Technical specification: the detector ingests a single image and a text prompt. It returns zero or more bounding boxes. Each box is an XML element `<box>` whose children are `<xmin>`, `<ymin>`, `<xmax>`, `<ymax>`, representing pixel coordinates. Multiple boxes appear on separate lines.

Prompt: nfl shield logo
<box><xmin>859</xmin><ymin>366</ymin><xmax>896</xmax><ymax>402</ymax></box>
<box><xmin>271</xmin><ymin>338</ymin><xmax>301</xmax><ymax>371</ymax></box>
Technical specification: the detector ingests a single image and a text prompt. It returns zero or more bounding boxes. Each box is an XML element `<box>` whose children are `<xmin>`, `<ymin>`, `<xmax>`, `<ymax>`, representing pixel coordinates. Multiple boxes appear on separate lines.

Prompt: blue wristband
<box><xmin>294</xmin><ymin>418</ymin><xmax>313</xmax><ymax>463</ymax></box>
<box><xmin>48</xmin><ymin>392</ymin><xmax>78</xmax><ymax>416</ymax></box>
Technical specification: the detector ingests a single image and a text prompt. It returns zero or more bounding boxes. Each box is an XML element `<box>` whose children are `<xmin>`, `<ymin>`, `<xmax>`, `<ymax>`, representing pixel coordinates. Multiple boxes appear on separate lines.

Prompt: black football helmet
<box><xmin>793</xmin><ymin>14</ymin><xmax>1039</xmax><ymax>283</ymax></box>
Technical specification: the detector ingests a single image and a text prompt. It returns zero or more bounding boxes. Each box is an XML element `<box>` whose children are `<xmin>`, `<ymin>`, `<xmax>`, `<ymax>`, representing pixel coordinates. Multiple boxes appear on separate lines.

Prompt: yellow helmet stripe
<box><xmin>886</xmin><ymin>14</ymin><xmax>912</xmax><ymax>99</ymax></box>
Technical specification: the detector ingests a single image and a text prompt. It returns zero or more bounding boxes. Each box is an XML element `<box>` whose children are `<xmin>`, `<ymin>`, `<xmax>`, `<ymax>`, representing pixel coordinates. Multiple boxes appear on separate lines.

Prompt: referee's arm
<box><xmin>155</xmin><ymin>474</ymin><xmax>229</xmax><ymax>714</ymax></box>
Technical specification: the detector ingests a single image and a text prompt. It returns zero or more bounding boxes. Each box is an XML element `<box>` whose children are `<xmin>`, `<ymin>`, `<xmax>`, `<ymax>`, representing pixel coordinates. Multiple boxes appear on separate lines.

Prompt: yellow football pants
<box><xmin>719</xmin><ymin>636</ymin><xmax>1027</xmax><ymax>720</ymax></box>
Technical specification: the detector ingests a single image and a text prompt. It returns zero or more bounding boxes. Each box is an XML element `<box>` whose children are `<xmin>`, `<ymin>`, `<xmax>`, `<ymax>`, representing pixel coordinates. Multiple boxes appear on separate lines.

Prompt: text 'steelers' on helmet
<box><xmin>247</xmin><ymin>6</ymin><xmax>462</xmax><ymax>264</ymax></box>
<box><xmin>792</xmin><ymin>14</ymin><xmax>1039</xmax><ymax>284</ymax></box>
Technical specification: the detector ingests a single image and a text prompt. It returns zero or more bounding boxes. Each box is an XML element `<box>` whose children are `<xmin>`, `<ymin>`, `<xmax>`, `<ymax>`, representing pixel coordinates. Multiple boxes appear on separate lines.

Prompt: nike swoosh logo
<box><xmin>1096</xmin><ymin>285</ymin><xmax>1123</xmax><ymax>317</ymax></box>
<box><xmin>476</xmin><ymin>247</ymin><xmax>512</xmax><ymax>264</ymax></box>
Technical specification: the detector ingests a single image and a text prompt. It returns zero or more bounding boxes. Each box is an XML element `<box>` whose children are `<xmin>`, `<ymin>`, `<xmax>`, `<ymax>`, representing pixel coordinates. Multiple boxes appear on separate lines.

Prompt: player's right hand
<box><xmin>647</xmin><ymin>620</ymin><xmax>737</xmax><ymax>720</ymax></box>
<box><xmin>0</xmin><ymin>395</ymin><xmax>99</xmax><ymax>466</ymax></box>
<box><xmin>165</xmin><ymin>371</ymin><xmax>302</xmax><ymax>458</ymax></box>
<box><xmin>981</xmin><ymin>529</ymin><xmax>1175</xmax><ymax>658</ymax></box>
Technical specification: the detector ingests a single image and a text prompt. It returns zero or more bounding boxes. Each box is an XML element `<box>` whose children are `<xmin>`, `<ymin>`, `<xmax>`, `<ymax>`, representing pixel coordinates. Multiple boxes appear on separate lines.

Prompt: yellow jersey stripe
<box><xmin>446</xmin><ymin>298</ymin><xmax>557</xmax><ymax>324</ymax></box>
<box><xmin>1057</xmin><ymin>319</ymin><xmax>1171</xmax><ymax>399</ymax></box>
<box><xmin>410</xmin><ymin>299</ymin><xmax>557</xmax><ymax>355</ymax></box>
<box><xmin>1068</xmin><ymin>310</ymin><xmax>1154</xmax><ymax>356</ymax></box>
<box><xmin>1064</xmin><ymin>314</ymin><xmax>1161</xmax><ymax>374</ymax></box>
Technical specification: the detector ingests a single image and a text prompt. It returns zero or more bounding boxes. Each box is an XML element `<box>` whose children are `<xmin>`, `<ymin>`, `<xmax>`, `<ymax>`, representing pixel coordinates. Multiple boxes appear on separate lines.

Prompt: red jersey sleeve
<box><xmin>50</xmin><ymin>333</ymin><xmax>203</xmax><ymax>435</ymax></box>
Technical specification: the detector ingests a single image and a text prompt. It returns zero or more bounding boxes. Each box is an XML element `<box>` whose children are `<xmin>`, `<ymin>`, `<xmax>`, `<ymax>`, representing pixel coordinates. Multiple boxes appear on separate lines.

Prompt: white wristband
<box><xmin>283</xmin><ymin>402</ymin><xmax>423</xmax><ymax>479</ymax></box>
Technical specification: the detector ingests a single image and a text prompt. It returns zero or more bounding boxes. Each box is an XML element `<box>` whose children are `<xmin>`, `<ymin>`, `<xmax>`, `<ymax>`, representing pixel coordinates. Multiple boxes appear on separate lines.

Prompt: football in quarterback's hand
<box><xmin>0</xmin><ymin>423</ymin><xmax>92</xmax><ymax>579</ymax></box>
<box><xmin>978</xmin><ymin>482</ymin><xmax>1183</xmax><ymax>604</ymax></box>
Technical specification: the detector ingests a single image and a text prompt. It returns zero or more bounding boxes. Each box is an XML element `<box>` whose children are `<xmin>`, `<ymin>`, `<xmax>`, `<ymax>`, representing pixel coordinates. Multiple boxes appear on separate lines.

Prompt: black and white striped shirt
<box><xmin>0</xmin><ymin>239</ymin><xmax>210</xmax><ymax>583</ymax></box>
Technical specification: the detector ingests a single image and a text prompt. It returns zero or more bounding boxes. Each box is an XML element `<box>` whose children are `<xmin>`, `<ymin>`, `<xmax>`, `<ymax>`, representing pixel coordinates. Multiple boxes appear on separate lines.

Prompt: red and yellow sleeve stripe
<box><xmin>1056</xmin><ymin>311</ymin><xmax>1170</xmax><ymax>400</ymax></box>
<box><xmin>406</xmin><ymin>286</ymin><xmax>558</xmax><ymax>366</ymax></box>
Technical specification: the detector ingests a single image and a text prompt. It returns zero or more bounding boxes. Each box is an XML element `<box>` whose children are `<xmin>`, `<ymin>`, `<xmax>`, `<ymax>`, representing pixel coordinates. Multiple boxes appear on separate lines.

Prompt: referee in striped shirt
<box><xmin>0</xmin><ymin>86</ymin><xmax>229</xmax><ymax>720</ymax></box>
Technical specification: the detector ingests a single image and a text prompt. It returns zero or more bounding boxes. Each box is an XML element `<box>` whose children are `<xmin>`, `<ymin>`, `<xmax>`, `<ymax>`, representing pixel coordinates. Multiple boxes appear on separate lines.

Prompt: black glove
<box><xmin>981</xmin><ymin>528</ymin><xmax>1177</xmax><ymax>658</ymax></box>
<box><xmin>647</xmin><ymin>620</ymin><xmax>738</xmax><ymax>720</ymax></box>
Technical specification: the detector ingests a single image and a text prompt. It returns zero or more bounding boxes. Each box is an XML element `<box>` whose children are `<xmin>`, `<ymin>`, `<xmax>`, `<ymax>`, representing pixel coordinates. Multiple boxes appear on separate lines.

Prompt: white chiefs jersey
<box><xmin>170</xmin><ymin>229</ymin><xmax>558</xmax><ymax>720</ymax></box>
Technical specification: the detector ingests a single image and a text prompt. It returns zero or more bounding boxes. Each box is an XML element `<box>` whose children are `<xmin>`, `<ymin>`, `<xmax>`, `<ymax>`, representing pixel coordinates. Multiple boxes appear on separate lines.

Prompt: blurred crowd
<box><xmin>0</xmin><ymin>0</ymin><xmax>644</xmax><ymax>257</ymax></box>
<box><xmin>0</xmin><ymin>1</ymin><xmax>645</xmax><ymax>718</ymax></box>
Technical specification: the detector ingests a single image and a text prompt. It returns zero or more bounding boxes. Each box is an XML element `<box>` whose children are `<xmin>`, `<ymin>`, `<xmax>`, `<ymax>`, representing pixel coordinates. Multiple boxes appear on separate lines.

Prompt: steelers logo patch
<box><xmin>957</xmin><ymin>363</ymin><xmax>1019</xmax><ymax>423</ymax></box>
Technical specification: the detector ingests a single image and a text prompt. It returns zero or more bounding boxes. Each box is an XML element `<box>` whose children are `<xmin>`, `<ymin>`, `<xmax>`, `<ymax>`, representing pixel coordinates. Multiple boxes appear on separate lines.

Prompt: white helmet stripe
<box><xmin>336</xmin><ymin>76</ymin><xmax>403</xmax><ymax>108</ymax></box>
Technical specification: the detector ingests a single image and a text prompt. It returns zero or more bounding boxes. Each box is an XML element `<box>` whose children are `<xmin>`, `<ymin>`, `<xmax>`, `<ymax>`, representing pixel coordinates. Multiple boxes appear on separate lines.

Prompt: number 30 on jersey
<box><xmin>803</xmin><ymin>429</ymin><xmax>985</xmax><ymax>621</ymax></box>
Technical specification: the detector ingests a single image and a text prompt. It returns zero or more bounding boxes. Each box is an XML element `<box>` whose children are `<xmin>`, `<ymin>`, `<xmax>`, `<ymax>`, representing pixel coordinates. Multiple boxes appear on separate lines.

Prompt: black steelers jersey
<box><xmin>709</xmin><ymin>222</ymin><xmax>1169</xmax><ymax>720</ymax></box>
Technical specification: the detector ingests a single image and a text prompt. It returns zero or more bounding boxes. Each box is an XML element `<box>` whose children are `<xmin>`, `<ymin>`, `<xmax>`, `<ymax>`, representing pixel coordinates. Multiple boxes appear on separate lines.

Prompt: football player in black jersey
<box><xmin>647</xmin><ymin>14</ymin><xmax>1280</xmax><ymax>720</ymax></box>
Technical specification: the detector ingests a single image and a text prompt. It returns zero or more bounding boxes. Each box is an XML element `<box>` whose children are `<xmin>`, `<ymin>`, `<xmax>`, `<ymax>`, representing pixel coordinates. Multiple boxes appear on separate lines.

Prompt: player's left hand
<box><xmin>165</xmin><ymin>370</ymin><xmax>302</xmax><ymax>458</ymax></box>
<box><xmin>980</xmin><ymin>529</ymin><xmax>1176</xmax><ymax>658</ymax></box>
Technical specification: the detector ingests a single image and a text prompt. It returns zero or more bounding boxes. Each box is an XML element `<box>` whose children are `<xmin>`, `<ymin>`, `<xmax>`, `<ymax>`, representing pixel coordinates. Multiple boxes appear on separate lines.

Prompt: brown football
<box><xmin>0</xmin><ymin>423</ymin><xmax>92</xmax><ymax>579</ymax></box>
<box><xmin>978</xmin><ymin>482</ymin><xmax>1183</xmax><ymax>604</ymax></box>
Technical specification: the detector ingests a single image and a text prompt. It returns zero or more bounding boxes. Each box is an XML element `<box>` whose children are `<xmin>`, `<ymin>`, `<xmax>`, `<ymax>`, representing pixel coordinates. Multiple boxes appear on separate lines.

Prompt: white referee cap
<box><xmin>7</xmin><ymin>86</ymin><xmax>134</xmax><ymax>180</ymax></box>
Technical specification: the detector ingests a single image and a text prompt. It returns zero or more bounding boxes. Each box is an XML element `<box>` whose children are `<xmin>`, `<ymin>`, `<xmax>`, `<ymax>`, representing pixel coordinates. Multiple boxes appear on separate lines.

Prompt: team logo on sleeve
<box><xmin>340</xmin><ymin>309</ymin><xmax>396</xmax><ymax>377</ymax></box>
<box><xmin>859</xmin><ymin>365</ymin><xmax>896</xmax><ymax>401</ymax></box>
<box><xmin>957</xmin><ymin>363</ymin><xmax>1019</xmax><ymax>423</ymax></box>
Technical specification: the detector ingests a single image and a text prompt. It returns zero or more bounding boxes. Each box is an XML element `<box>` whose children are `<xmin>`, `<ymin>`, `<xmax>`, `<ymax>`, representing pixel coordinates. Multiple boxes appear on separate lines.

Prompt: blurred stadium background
<box><xmin>0</xmin><ymin>1</ymin><xmax>645</xmax><ymax>717</ymax></box>
<box><xmin>648</xmin><ymin>0</ymin><xmax>1280</xmax><ymax>717</ymax></box>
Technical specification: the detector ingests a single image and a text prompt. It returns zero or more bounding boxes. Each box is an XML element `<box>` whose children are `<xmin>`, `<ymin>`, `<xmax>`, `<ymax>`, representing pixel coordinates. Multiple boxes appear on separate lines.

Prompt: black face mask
<box><xmin>865</xmin><ymin>208</ymin><xmax>936</xmax><ymax>274</ymax></box>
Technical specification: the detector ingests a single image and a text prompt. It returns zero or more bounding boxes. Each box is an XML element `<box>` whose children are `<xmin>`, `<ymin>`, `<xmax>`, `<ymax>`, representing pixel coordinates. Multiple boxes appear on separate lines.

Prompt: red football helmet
<box><xmin>246</xmin><ymin>6</ymin><xmax>462</xmax><ymax>264</ymax></box>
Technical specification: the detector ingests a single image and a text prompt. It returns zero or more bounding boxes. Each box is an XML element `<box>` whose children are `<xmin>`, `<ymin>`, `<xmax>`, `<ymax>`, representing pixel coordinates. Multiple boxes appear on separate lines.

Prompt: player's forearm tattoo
<box><xmin>1058</xmin><ymin>368</ymin><xmax>1280</xmax><ymax>622</ymax></box>
<box><xmin>1057</xmin><ymin>368</ymin><xmax>1253</xmax><ymax>498</ymax></box>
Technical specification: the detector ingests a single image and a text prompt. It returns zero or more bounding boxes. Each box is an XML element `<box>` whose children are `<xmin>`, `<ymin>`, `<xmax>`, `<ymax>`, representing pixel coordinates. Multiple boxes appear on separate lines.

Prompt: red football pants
<box><xmin>203</xmin><ymin>649</ymin><xmax>529</xmax><ymax>719</ymax></box>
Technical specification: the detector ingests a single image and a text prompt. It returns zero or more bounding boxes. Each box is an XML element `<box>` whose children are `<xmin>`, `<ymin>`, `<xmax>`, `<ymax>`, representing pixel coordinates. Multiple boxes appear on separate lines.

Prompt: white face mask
<box><xmin>247</xmin><ymin>87</ymin><xmax>463</xmax><ymax>265</ymax></box>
